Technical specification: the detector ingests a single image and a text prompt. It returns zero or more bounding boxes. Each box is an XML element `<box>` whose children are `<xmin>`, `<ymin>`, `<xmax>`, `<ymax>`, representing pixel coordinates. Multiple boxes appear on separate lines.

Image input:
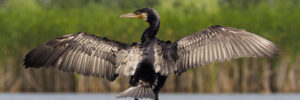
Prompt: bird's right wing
<box><xmin>24</xmin><ymin>32</ymin><xmax>130</xmax><ymax>81</ymax></box>
<box><xmin>155</xmin><ymin>25</ymin><xmax>279</xmax><ymax>75</ymax></box>
<box><xmin>172</xmin><ymin>25</ymin><xmax>279</xmax><ymax>74</ymax></box>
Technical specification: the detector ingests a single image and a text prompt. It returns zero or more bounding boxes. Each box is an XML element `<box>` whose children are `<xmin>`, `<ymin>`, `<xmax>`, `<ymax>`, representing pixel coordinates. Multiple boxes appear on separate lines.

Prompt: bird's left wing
<box><xmin>24</xmin><ymin>32</ymin><xmax>130</xmax><ymax>81</ymax></box>
<box><xmin>156</xmin><ymin>25</ymin><xmax>279</xmax><ymax>75</ymax></box>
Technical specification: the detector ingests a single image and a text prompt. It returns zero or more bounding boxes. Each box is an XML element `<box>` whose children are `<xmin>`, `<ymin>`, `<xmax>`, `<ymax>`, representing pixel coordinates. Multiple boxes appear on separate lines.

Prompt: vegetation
<box><xmin>0</xmin><ymin>0</ymin><xmax>300</xmax><ymax>93</ymax></box>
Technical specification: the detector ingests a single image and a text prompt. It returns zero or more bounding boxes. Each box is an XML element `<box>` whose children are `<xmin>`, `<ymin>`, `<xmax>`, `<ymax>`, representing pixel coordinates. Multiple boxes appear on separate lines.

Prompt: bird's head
<box><xmin>120</xmin><ymin>8</ymin><xmax>160</xmax><ymax>24</ymax></box>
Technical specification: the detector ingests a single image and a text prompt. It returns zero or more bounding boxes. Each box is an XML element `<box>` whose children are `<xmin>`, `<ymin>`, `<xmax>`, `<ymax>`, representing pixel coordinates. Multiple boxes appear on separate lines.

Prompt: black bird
<box><xmin>24</xmin><ymin>8</ymin><xmax>279</xmax><ymax>100</ymax></box>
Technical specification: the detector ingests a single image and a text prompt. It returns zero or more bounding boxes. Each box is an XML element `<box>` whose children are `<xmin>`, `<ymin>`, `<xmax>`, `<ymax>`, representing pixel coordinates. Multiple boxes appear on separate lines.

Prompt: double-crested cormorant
<box><xmin>24</xmin><ymin>8</ymin><xmax>279</xmax><ymax>100</ymax></box>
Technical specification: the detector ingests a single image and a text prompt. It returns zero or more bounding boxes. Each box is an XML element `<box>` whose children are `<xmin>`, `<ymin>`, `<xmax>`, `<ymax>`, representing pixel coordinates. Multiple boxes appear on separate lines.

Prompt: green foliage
<box><xmin>1</xmin><ymin>0</ymin><xmax>299</xmax><ymax>63</ymax></box>
<box><xmin>0</xmin><ymin>0</ymin><xmax>299</xmax><ymax>61</ymax></box>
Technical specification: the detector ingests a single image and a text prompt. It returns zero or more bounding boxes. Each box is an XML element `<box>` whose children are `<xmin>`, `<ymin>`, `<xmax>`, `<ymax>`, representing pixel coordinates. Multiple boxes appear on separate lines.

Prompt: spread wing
<box><xmin>24</xmin><ymin>32</ymin><xmax>130</xmax><ymax>81</ymax></box>
<box><xmin>157</xmin><ymin>25</ymin><xmax>279</xmax><ymax>75</ymax></box>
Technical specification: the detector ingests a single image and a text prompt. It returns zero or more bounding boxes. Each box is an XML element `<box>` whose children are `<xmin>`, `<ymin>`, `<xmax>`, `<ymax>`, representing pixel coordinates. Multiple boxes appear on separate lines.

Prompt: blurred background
<box><xmin>0</xmin><ymin>0</ymin><xmax>299</xmax><ymax>94</ymax></box>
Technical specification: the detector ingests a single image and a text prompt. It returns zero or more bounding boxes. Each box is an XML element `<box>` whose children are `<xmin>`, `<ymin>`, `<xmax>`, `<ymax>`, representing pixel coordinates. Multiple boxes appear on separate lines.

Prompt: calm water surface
<box><xmin>1</xmin><ymin>93</ymin><xmax>299</xmax><ymax>100</ymax></box>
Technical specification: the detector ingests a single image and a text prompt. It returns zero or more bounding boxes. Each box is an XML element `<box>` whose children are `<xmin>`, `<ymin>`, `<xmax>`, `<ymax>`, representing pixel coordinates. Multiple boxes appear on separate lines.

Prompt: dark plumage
<box><xmin>24</xmin><ymin>8</ymin><xmax>279</xmax><ymax>100</ymax></box>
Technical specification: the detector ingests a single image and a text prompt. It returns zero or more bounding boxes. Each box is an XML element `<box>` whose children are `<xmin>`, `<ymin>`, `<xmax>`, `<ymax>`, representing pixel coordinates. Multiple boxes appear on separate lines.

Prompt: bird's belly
<box><xmin>130</xmin><ymin>59</ymin><xmax>156</xmax><ymax>86</ymax></box>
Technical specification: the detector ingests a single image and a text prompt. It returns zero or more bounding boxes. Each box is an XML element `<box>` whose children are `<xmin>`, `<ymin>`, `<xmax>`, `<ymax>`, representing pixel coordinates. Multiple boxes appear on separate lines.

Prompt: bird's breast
<box><xmin>115</xmin><ymin>40</ymin><xmax>167</xmax><ymax>76</ymax></box>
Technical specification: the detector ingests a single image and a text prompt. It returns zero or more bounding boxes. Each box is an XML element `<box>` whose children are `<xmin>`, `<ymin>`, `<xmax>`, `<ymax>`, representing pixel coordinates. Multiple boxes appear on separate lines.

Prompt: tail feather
<box><xmin>116</xmin><ymin>85</ymin><xmax>155</xmax><ymax>99</ymax></box>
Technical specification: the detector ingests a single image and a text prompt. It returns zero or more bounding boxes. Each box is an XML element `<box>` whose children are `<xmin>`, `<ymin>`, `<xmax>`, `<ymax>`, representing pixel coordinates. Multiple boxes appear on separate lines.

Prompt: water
<box><xmin>1</xmin><ymin>93</ymin><xmax>300</xmax><ymax>100</ymax></box>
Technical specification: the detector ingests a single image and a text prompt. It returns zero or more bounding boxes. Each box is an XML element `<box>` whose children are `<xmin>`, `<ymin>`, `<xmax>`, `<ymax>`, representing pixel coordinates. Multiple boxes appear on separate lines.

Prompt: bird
<box><xmin>23</xmin><ymin>8</ymin><xmax>279</xmax><ymax>100</ymax></box>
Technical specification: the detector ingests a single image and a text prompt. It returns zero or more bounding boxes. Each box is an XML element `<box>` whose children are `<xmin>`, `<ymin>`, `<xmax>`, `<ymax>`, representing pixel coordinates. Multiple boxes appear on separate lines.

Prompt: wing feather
<box><xmin>163</xmin><ymin>25</ymin><xmax>279</xmax><ymax>74</ymax></box>
<box><xmin>24</xmin><ymin>32</ymin><xmax>130</xmax><ymax>81</ymax></box>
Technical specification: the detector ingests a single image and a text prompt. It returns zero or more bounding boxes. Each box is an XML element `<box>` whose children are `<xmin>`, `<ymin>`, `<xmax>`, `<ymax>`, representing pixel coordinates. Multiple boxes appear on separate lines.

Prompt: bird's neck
<box><xmin>141</xmin><ymin>20</ymin><xmax>160</xmax><ymax>43</ymax></box>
